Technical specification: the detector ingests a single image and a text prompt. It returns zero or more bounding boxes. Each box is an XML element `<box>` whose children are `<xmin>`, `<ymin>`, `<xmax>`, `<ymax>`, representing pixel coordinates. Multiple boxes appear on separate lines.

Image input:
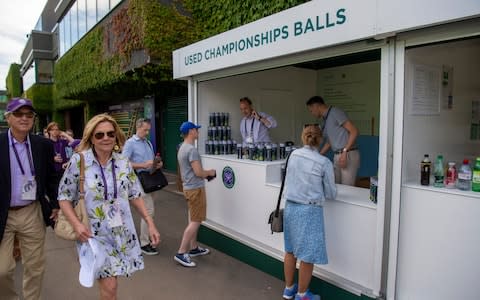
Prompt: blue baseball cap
<box><xmin>6</xmin><ymin>98</ymin><xmax>35</xmax><ymax>113</ymax></box>
<box><xmin>179</xmin><ymin>121</ymin><xmax>201</xmax><ymax>134</ymax></box>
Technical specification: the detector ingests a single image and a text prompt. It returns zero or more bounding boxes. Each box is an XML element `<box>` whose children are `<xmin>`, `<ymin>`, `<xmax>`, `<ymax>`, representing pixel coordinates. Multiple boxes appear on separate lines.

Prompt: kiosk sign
<box><xmin>222</xmin><ymin>166</ymin><xmax>235</xmax><ymax>189</ymax></box>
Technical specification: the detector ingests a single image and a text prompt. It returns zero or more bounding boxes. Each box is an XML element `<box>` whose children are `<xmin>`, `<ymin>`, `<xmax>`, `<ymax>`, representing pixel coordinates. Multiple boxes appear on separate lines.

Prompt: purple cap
<box><xmin>6</xmin><ymin>98</ymin><xmax>35</xmax><ymax>113</ymax></box>
<box><xmin>179</xmin><ymin>121</ymin><xmax>201</xmax><ymax>134</ymax></box>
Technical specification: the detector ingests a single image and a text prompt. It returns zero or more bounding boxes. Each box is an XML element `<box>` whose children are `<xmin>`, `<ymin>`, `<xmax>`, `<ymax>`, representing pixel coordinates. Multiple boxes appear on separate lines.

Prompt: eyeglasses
<box><xmin>304</xmin><ymin>123</ymin><xmax>319</xmax><ymax>128</ymax></box>
<box><xmin>11</xmin><ymin>111</ymin><xmax>36</xmax><ymax>119</ymax></box>
<box><xmin>93</xmin><ymin>131</ymin><xmax>116</xmax><ymax>140</ymax></box>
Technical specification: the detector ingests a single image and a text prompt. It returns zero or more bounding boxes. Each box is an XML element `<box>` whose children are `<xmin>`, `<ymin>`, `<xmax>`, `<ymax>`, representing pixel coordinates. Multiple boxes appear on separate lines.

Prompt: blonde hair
<box><xmin>301</xmin><ymin>125</ymin><xmax>322</xmax><ymax>148</ymax></box>
<box><xmin>46</xmin><ymin>122</ymin><xmax>59</xmax><ymax>132</ymax></box>
<box><xmin>77</xmin><ymin>114</ymin><xmax>126</xmax><ymax>152</ymax></box>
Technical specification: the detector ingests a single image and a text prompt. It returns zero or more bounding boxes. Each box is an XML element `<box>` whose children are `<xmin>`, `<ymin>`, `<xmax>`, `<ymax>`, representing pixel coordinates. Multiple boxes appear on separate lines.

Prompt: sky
<box><xmin>0</xmin><ymin>0</ymin><xmax>47</xmax><ymax>91</ymax></box>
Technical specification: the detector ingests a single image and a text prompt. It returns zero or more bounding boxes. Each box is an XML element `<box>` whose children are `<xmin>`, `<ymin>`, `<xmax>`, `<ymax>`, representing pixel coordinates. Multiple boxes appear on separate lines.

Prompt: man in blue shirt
<box><xmin>123</xmin><ymin>118</ymin><xmax>162</xmax><ymax>255</ymax></box>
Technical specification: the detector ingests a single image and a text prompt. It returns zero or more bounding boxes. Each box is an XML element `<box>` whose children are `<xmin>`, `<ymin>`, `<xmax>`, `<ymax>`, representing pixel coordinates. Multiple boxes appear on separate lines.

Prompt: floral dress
<box><xmin>58</xmin><ymin>149</ymin><xmax>144</xmax><ymax>279</ymax></box>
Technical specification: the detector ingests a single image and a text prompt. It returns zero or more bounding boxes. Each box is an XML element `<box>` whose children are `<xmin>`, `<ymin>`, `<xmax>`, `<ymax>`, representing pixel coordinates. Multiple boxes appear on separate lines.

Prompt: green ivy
<box><xmin>6</xmin><ymin>64</ymin><xmax>22</xmax><ymax>99</ymax></box>
<box><xmin>24</xmin><ymin>83</ymin><xmax>53</xmax><ymax>113</ymax></box>
<box><xmin>183</xmin><ymin>0</ymin><xmax>310</xmax><ymax>40</ymax></box>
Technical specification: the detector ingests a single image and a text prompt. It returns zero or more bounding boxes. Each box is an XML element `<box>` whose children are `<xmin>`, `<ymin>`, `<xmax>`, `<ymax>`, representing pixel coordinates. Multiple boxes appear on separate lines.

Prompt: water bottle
<box><xmin>445</xmin><ymin>162</ymin><xmax>456</xmax><ymax>189</ymax></box>
<box><xmin>457</xmin><ymin>159</ymin><xmax>472</xmax><ymax>191</ymax></box>
<box><xmin>266</xmin><ymin>144</ymin><xmax>272</xmax><ymax>161</ymax></box>
<box><xmin>433</xmin><ymin>155</ymin><xmax>445</xmax><ymax>187</ymax></box>
<box><xmin>237</xmin><ymin>144</ymin><xmax>243</xmax><ymax>159</ymax></box>
<box><xmin>279</xmin><ymin>143</ymin><xmax>286</xmax><ymax>159</ymax></box>
<box><xmin>420</xmin><ymin>154</ymin><xmax>431</xmax><ymax>186</ymax></box>
<box><xmin>209</xmin><ymin>112</ymin><xmax>215</xmax><ymax>126</ymax></box>
<box><xmin>472</xmin><ymin>157</ymin><xmax>480</xmax><ymax>192</ymax></box>
<box><xmin>271</xmin><ymin>143</ymin><xmax>278</xmax><ymax>160</ymax></box>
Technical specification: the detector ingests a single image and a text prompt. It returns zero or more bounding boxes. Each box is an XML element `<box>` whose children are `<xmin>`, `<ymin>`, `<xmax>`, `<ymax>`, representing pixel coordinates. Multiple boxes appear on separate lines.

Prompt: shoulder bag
<box><xmin>54</xmin><ymin>153</ymin><xmax>89</xmax><ymax>241</ymax></box>
<box><xmin>268</xmin><ymin>153</ymin><xmax>292</xmax><ymax>234</ymax></box>
<box><xmin>137</xmin><ymin>169</ymin><xmax>168</xmax><ymax>193</ymax></box>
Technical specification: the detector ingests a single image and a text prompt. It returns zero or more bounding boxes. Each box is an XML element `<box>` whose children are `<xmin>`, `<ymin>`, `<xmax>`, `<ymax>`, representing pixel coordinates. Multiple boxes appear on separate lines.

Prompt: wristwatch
<box><xmin>342</xmin><ymin>147</ymin><xmax>348</xmax><ymax>153</ymax></box>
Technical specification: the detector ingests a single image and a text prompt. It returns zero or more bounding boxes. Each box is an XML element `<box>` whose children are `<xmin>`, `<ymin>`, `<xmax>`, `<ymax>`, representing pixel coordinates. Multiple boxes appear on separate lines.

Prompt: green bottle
<box><xmin>433</xmin><ymin>155</ymin><xmax>445</xmax><ymax>187</ymax></box>
<box><xmin>472</xmin><ymin>157</ymin><xmax>480</xmax><ymax>192</ymax></box>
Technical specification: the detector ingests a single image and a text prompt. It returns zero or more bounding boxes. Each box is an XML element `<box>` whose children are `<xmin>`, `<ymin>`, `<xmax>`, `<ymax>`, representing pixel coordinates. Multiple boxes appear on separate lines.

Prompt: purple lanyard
<box><xmin>97</xmin><ymin>158</ymin><xmax>117</xmax><ymax>200</ymax></box>
<box><xmin>10</xmin><ymin>134</ymin><xmax>35</xmax><ymax>176</ymax></box>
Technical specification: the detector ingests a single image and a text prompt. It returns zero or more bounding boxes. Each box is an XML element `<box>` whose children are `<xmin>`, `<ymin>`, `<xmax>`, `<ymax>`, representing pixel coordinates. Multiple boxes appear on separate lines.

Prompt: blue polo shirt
<box><xmin>122</xmin><ymin>134</ymin><xmax>155</xmax><ymax>172</ymax></box>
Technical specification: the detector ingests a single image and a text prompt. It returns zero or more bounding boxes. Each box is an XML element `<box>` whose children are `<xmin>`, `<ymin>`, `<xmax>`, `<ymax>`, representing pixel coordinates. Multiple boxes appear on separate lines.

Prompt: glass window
<box><xmin>97</xmin><ymin>0</ymin><xmax>109</xmax><ymax>22</ymax></box>
<box><xmin>86</xmin><ymin>0</ymin><xmax>96</xmax><ymax>31</ymax></box>
<box><xmin>37</xmin><ymin>60</ymin><xmax>54</xmax><ymax>83</ymax></box>
<box><xmin>64</xmin><ymin>10</ymin><xmax>72</xmax><ymax>52</ymax></box>
<box><xmin>59</xmin><ymin>20</ymin><xmax>65</xmax><ymax>56</ymax></box>
<box><xmin>78</xmin><ymin>0</ymin><xmax>87</xmax><ymax>38</ymax></box>
<box><xmin>23</xmin><ymin>62</ymin><xmax>36</xmax><ymax>91</ymax></box>
<box><xmin>70</xmin><ymin>1</ymin><xmax>79</xmax><ymax>45</ymax></box>
<box><xmin>110</xmin><ymin>0</ymin><xmax>121</xmax><ymax>9</ymax></box>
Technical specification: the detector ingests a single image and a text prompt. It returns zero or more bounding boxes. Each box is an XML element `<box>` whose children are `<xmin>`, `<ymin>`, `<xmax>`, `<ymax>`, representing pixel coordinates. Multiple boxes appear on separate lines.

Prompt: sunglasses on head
<box><xmin>11</xmin><ymin>111</ymin><xmax>36</xmax><ymax>119</ymax></box>
<box><xmin>304</xmin><ymin>123</ymin><xmax>319</xmax><ymax>128</ymax></box>
<box><xmin>93</xmin><ymin>131</ymin><xmax>115</xmax><ymax>140</ymax></box>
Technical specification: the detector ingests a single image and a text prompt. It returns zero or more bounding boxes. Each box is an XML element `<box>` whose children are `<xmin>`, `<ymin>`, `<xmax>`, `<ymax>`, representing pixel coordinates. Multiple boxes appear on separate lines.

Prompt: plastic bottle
<box><xmin>433</xmin><ymin>155</ymin><xmax>445</xmax><ymax>187</ymax></box>
<box><xmin>444</xmin><ymin>162</ymin><xmax>456</xmax><ymax>189</ymax></box>
<box><xmin>457</xmin><ymin>159</ymin><xmax>472</xmax><ymax>191</ymax></box>
<box><xmin>151</xmin><ymin>153</ymin><xmax>161</xmax><ymax>174</ymax></box>
<box><xmin>472</xmin><ymin>157</ymin><xmax>480</xmax><ymax>192</ymax></box>
<box><xmin>420</xmin><ymin>154</ymin><xmax>431</xmax><ymax>186</ymax></box>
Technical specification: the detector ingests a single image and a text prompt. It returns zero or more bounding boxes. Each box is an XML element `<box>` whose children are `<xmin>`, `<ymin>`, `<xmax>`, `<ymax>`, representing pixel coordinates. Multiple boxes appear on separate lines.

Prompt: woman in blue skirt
<box><xmin>282</xmin><ymin>125</ymin><xmax>337</xmax><ymax>300</ymax></box>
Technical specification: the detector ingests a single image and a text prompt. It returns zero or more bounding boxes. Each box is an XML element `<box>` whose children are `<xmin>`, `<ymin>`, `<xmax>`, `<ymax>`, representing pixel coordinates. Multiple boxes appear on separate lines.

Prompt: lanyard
<box><xmin>244</xmin><ymin>117</ymin><xmax>255</xmax><ymax>139</ymax></box>
<box><xmin>322</xmin><ymin>107</ymin><xmax>332</xmax><ymax>131</ymax></box>
<box><xmin>97</xmin><ymin>157</ymin><xmax>117</xmax><ymax>200</ymax></box>
<box><xmin>10</xmin><ymin>134</ymin><xmax>35</xmax><ymax>176</ymax></box>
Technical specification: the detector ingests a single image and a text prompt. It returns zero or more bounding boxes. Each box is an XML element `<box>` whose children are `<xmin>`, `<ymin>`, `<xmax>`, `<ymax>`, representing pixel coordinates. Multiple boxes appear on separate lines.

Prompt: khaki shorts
<box><xmin>183</xmin><ymin>187</ymin><xmax>206</xmax><ymax>222</ymax></box>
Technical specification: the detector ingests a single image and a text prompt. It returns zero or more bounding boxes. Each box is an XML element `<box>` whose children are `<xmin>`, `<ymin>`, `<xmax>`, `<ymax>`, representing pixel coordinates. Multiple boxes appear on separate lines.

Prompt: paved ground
<box><xmin>14</xmin><ymin>172</ymin><xmax>285</xmax><ymax>299</ymax></box>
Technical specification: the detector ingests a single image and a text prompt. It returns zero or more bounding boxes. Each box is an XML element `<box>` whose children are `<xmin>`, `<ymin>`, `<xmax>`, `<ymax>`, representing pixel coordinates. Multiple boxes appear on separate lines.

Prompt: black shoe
<box><xmin>141</xmin><ymin>245</ymin><xmax>159</xmax><ymax>255</ymax></box>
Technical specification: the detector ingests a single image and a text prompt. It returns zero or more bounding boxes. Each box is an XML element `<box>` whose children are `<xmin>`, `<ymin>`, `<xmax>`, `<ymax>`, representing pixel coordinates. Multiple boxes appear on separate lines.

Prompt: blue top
<box><xmin>122</xmin><ymin>135</ymin><xmax>155</xmax><ymax>172</ymax></box>
<box><xmin>284</xmin><ymin>146</ymin><xmax>337</xmax><ymax>205</ymax></box>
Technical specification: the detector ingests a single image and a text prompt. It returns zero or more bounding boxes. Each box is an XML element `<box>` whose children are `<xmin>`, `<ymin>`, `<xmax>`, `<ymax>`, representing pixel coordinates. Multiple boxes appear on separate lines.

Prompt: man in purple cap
<box><xmin>174</xmin><ymin>121</ymin><xmax>216</xmax><ymax>267</ymax></box>
<box><xmin>0</xmin><ymin>98</ymin><xmax>59</xmax><ymax>299</ymax></box>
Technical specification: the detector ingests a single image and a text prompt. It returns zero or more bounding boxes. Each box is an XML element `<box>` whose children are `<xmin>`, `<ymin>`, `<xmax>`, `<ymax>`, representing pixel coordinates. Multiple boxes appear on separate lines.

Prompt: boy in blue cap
<box><xmin>175</xmin><ymin>121</ymin><xmax>216</xmax><ymax>267</ymax></box>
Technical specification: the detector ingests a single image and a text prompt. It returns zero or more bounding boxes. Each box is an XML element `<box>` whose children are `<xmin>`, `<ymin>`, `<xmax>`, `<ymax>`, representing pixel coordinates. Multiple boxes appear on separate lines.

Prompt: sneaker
<box><xmin>141</xmin><ymin>245</ymin><xmax>158</xmax><ymax>256</ymax></box>
<box><xmin>283</xmin><ymin>283</ymin><xmax>298</xmax><ymax>299</ymax></box>
<box><xmin>188</xmin><ymin>246</ymin><xmax>210</xmax><ymax>257</ymax></box>
<box><xmin>174</xmin><ymin>253</ymin><xmax>196</xmax><ymax>267</ymax></box>
<box><xmin>295</xmin><ymin>290</ymin><xmax>321</xmax><ymax>300</ymax></box>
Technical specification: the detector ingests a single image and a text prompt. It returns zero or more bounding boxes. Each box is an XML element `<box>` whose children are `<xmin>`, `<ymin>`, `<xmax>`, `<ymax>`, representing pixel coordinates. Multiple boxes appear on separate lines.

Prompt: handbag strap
<box><xmin>274</xmin><ymin>152</ymin><xmax>292</xmax><ymax>216</ymax></box>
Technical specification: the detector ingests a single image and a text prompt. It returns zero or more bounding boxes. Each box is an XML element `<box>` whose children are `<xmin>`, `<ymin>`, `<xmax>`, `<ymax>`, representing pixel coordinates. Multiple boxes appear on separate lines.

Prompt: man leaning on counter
<box><xmin>239</xmin><ymin>97</ymin><xmax>277</xmax><ymax>144</ymax></box>
<box><xmin>307</xmin><ymin>95</ymin><xmax>360</xmax><ymax>186</ymax></box>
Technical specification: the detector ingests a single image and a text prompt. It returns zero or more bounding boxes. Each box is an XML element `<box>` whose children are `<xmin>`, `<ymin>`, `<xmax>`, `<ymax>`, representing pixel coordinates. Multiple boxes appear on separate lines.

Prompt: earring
<box><xmin>113</xmin><ymin>144</ymin><xmax>120</xmax><ymax>152</ymax></box>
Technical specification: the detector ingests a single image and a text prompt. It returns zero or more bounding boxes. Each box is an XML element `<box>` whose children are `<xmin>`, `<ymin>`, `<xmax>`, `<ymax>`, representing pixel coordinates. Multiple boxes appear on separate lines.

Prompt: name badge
<box><xmin>21</xmin><ymin>176</ymin><xmax>37</xmax><ymax>200</ymax></box>
<box><xmin>103</xmin><ymin>201</ymin><xmax>123</xmax><ymax>228</ymax></box>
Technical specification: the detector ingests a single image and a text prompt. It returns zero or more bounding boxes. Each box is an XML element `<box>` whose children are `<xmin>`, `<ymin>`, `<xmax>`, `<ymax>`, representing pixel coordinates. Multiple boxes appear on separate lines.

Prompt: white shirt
<box><xmin>240</xmin><ymin>112</ymin><xmax>277</xmax><ymax>143</ymax></box>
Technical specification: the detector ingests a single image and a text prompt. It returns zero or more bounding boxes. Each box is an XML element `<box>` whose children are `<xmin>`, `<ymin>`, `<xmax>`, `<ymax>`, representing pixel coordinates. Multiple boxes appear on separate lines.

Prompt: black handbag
<box><xmin>137</xmin><ymin>169</ymin><xmax>168</xmax><ymax>193</ymax></box>
<box><xmin>268</xmin><ymin>153</ymin><xmax>291</xmax><ymax>234</ymax></box>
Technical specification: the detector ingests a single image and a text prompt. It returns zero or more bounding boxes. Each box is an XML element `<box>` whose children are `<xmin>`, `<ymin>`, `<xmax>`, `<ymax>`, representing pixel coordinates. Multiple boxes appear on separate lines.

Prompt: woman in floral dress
<box><xmin>58</xmin><ymin>114</ymin><xmax>160</xmax><ymax>300</ymax></box>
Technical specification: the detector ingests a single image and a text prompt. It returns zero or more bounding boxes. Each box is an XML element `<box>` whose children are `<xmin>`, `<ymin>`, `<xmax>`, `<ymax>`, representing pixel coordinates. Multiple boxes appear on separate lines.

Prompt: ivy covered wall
<box><xmin>183</xmin><ymin>0</ymin><xmax>310</xmax><ymax>40</ymax></box>
<box><xmin>54</xmin><ymin>0</ymin><xmax>197</xmax><ymax>101</ymax></box>
<box><xmin>6</xmin><ymin>64</ymin><xmax>23</xmax><ymax>99</ymax></box>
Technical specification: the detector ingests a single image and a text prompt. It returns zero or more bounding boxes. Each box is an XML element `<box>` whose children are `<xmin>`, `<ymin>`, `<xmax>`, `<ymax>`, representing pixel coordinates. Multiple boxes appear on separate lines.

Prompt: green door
<box><xmin>162</xmin><ymin>96</ymin><xmax>187</xmax><ymax>172</ymax></box>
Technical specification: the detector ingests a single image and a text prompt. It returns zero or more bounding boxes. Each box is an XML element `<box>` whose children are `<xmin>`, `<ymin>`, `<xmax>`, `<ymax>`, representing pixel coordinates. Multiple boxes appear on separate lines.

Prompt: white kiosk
<box><xmin>173</xmin><ymin>1</ymin><xmax>480</xmax><ymax>299</ymax></box>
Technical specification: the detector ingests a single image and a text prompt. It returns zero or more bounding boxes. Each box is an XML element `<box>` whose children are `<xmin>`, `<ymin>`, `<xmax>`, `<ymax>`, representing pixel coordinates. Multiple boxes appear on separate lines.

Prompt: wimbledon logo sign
<box><xmin>222</xmin><ymin>166</ymin><xmax>235</xmax><ymax>189</ymax></box>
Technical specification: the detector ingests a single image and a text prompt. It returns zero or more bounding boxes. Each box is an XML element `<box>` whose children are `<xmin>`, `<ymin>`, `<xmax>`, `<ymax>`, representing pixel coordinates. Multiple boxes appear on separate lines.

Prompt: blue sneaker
<box><xmin>174</xmin><ymin>253</ymin><xmax>196</xmax><ymax>267</ymax></box>
<box><xmin>188</xmin><ymin>246</ymin><xmax>210</xmax><ymax>257</ymax></box>
<box><xmin>283</xmin><ymin>283</ymin><xmax>298</xmax><ymax>299</ymax></box>
<box><xmin>295</xmin><ymin>290</ymin><xmax>321</xmax><ymax>300</ymax></box>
